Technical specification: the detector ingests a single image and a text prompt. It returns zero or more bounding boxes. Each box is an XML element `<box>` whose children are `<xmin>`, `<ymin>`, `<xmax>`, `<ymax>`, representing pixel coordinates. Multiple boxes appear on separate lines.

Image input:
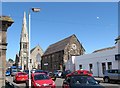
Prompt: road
<box><xmin>6</xmin><ymin>76</ymin><xmax>120</xmax><ymax>88</ymax></box>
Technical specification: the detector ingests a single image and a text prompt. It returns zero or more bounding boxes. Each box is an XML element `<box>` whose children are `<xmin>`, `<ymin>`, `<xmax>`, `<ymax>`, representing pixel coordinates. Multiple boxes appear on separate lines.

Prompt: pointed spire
<box><xmin>20</xmin><ymin>11</ymin><xmax>29</xmax><ymax>43</ymax></box>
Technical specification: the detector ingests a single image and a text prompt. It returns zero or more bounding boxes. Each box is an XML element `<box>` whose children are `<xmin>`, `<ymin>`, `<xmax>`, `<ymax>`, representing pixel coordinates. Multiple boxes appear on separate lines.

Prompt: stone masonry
<box><xmin>0</xmin><ymin>16</ymin><xmax>14</xmax><ymax>87</ymax></box>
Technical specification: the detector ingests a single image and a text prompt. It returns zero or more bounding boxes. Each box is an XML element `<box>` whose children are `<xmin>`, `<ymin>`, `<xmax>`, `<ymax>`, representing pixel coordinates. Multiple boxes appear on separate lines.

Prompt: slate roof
<box><xmin>43</xmin><ymin>34</ymin><xmax>79</xmax><ymax>56</ymax></box>
<box><xmin>93</xmin><ymin>46</ymin><xmax>115</xmax><ymax>53</ymax></box>
<box><xmin>30</xmin><ymin>45</ymin><xmax>44</xmax><ymax>54</ymax></box>
<box><xmin>30</xmin><ymin>46</ymin><xmax>37</xmax><ymax>53</ymax></box>
<box><xmin>0</xmin><ymin>16</ymin><xmax>14</xmax><ymax>22</ymax></box>
<box><xmin>115</xmin><ymin>35</ymin><xmax>120</xmax><ymax>42</ymax></box>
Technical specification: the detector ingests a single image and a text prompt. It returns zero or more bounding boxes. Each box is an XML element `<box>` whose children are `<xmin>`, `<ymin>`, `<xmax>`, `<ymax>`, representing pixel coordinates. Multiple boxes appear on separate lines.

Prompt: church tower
<box><xmin>19</xmin><ymin>12</ymin><xmax>29</xmax><ymax>70</ymax></box>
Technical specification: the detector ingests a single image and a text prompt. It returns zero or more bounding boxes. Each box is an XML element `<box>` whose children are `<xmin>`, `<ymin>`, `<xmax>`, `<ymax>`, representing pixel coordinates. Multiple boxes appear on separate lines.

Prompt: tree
<box><xmin>8</xmin><ymin>58</ymin><xmax>14</xmax><ymax>63</ymax></box>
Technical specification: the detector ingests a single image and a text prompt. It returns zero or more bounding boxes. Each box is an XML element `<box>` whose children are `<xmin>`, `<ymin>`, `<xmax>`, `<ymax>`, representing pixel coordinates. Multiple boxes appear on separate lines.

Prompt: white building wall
<box><xmin>74</xmin><ymin>47</ymin><xmax>119</xmax><ymax>77</ymax></box>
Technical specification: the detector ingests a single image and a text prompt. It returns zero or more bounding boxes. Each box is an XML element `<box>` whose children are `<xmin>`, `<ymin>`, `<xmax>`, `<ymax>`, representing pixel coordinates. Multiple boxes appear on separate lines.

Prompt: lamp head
<box><xmin>32</xmin><ymin>8</ymin><xmax>40</xmax><ymax>12</ymax></box>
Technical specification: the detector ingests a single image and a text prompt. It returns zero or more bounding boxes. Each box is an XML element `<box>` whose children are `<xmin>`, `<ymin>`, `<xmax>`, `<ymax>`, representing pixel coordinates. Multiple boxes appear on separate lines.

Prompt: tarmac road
<box><xmin>6</xmin><ymin>76</ymin><xmax>120</xmax><ymax>88</ymax></box>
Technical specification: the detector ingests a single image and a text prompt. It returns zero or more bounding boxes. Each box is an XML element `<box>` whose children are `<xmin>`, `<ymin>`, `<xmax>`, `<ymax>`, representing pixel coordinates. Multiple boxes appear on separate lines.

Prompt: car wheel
<box><xmin>25</xmin><ymin>81</ymin><xmax>29</xmax><ymax>88</ymax></box>
<box><xmin>104</xmin><ymin>77</ymin><xmax>109</xmax><ymax>83</ymax></box>
<box><xmin>13</xmin><ymin>77</ymin><xmax>15</xmax><ymax>82</ymax></box>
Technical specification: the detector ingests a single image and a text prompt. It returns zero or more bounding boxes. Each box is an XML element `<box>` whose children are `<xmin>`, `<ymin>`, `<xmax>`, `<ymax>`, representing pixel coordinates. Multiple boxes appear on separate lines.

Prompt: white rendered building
<box><xmin>67</xmin><ymin>36</ymin><xmax>120</xmax><ymax>77</ymax></box>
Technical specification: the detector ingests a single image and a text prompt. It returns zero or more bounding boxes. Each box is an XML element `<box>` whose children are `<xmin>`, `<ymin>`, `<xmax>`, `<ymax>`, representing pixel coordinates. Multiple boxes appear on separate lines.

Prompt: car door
<box><xmin>118</xmin><ymin>70</ymin><xmax>120</xmax><ymax>80</ymax></box>
<box><xmin>109</xmin><ymin>70</ymin><xmax>118</xmax><ymax>80</ymax></box>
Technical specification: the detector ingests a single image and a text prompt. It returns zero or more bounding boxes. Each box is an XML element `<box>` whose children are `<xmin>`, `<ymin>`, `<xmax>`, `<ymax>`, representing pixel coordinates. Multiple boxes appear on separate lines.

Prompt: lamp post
<box><xmin>28</xmin><ymin>8</ymin><xmax>40</xmax><ymax>87</ymax></box>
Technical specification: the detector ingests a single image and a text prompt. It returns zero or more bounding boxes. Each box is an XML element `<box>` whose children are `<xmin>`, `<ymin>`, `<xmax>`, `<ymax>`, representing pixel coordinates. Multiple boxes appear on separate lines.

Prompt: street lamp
<box><xmin>28</xmin><ymin>8</ymin><xmax>40</xmax><ymax>87</ymax></box>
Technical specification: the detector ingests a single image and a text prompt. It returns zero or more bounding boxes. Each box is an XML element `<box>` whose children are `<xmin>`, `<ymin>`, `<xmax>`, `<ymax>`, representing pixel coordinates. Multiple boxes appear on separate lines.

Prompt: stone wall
<box><xmin>0</xmin><ymin>16</ymin><xmax>14</xmax><ymax>87</ymax></box>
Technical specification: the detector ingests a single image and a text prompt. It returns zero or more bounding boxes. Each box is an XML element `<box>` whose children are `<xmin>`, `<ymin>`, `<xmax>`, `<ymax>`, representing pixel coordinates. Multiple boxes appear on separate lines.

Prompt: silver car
<box><xmin>103</xmin><ymin>69</ymin><xmax>120</xmax><ymax>83</ymax></box>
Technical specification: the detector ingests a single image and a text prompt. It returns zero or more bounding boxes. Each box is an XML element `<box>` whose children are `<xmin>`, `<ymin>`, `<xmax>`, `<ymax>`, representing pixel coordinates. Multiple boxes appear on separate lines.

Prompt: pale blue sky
<box><xmin>2</xmin><ymin>2</ymin><xmax>118</xmax><ymax>60</ymax></box>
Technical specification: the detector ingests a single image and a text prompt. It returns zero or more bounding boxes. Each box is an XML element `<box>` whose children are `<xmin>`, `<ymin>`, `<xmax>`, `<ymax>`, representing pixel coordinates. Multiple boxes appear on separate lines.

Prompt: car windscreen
<box><xmin>18</xmin><ymin>73</ymin><xmax>27</xmax><ymax>75</ymax></box>
<box><xmin>12</xmin><ymin>69</ymin><xmax>17</xmax><ymax>72</ymax></box>
<box><xmin>34</xmin><ymin>74</ymin><xmax>49</xmax><ymax>80</ymax></box>
<box><xmin>35</xmin><ymin>70</ymin><xmax>44</xmax><ymax>73</ymax></box>
<box><xmin>70</xmin><ymin>76</ymin><xmax>98</xmax><ymax>85</ymax></box>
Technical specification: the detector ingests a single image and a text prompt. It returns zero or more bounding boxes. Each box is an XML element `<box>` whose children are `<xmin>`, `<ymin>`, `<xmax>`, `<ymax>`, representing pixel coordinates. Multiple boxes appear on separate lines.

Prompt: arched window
<box><xmin>36</xmin><ymin>53</ymin><xmax>41</xmax><ymax>64</ymax></box>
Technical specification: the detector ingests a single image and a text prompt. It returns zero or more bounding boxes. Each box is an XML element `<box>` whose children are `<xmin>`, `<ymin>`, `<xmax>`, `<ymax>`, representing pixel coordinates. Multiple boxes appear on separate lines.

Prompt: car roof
<box><xmin>17</xmin><ymin>72</ymin><xmax>27</xmax><ymax>74</ymax></box>
<box><xmin>67</xmin><ymin>74</ymin><xmax>92</xmax><ymax>77</ymax></box>
<box><xmin>76</xmin><ymin>70</ymin><xmax>89</xmax><ymax>72</ymax></box>
<box><xmin>32</xmin><ymin>72</ymin><xmax>46</xmax><ymax>75</ymax></box>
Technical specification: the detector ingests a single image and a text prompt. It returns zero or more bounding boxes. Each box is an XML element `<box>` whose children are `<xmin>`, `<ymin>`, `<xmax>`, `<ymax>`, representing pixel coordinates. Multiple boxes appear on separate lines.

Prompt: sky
<box><xmin>2</xmin><ymin>2</ymin><xmax>118</xmax><ymax>61</ymax></box>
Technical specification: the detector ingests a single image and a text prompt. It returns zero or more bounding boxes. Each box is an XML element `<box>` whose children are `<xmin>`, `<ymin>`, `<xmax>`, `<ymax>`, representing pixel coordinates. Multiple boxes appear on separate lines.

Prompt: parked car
<box><xmin>34</xmin><ymin>69</ymin><xmax>44</xmax><ymax>73</ymax></box>
<box><xmin>11</xmin><ymin>69</ymin><xmax>18</xmax><ymax>76</ymax></box>
<box><xmin>62</xmin><ymin>74</ymin><xmax>104</xmax><ymax>88</ymax></box>
<box><xmin>53</xmin><ymin>70</ymin><xmax>62</xmax><ymax>78</ymax></box>
<box><xmin>61</xmin><ymin>70</ymin><xmax>71</xmax><ymax>78</ymax></box>
<box><xmin>67</xmin><ymin>70</ymin><xmax>92</xmax><ymax>77</ymax></box>
<box><xmin>103</xmin><ymin>69</ymin><xmax>120</xmax><ymax>83</ymax></box>
<box><xmin>23</xmin><ymin>70</ymin><xmax>29</xmax><ymax>74</ymax></box>
<box><xmin>26</xmin><ymin>73</ymin><xmax>56</xmax><ymax>88</ymax></box>
<box><xmin>34</xmin><ymin>70</ymin><xmax>49</xmax><ymax>76</ymax></box>
<box><xmin>13</xmin><ymin>72</ymin><xmax>28</xmax><ymax>83</ymax></box>
<box><xmin>6</xmin><ymin>70</ymin><xmax>10</xmax><ymax>76</ymax></box>
<box><xmin>49</xmin><ymin>72</ymin><xmax>56</xmax><ymax>81</ymax></box>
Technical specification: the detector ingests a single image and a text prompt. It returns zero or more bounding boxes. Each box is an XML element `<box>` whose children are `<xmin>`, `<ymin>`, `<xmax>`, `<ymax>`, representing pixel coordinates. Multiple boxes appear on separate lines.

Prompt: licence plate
<box><xmin>21</xmin><ymin>78</ymin><xmax>25</xmax><ymax>80</ymax></box>
<box><xmin>43</xmin><ymin>86</ymin><xmax>51</xmax><ymax>88</ymax></box>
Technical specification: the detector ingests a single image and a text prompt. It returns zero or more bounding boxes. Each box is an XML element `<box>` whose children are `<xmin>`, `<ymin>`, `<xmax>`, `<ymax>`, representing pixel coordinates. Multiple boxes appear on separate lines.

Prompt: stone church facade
<box><xmin>18</xmin><ymin>12</ymin><xmax>29</xmax><ymax>70</ymax></box>
<box><xmin>15</xmin><ymin>12</ymin><xmax>43</xmax><ymax>70</ymax></box>
<box><xmin>41</xmin><ymin>34</ymin><xmax>85</xmax><ymax>71</ymax></box>
<box><xmin>30</xmin><ymin>45</ymin><xmax>43</xmax><ymax>69</ymax></box>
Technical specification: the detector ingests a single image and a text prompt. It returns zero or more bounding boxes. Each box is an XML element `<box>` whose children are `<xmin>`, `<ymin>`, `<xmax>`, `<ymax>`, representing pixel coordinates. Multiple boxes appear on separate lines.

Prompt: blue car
<box><xmin>6</xmin><ymin>70</ymin><xmax>10</xmax><ymax>76</ymax></box>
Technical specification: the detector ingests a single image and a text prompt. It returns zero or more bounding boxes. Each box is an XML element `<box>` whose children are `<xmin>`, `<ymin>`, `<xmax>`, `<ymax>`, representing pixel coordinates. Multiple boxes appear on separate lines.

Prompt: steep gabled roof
<box><xmin>43</xmin><ymin>34</ymin><xmax>76</xmax><ymax>56</ymax></box>
<box><xmin>30</xmin><ymin>45</ymin><xmax>44</xmax><ymax>54</ymax></box>
<box><xmin>30</xmin><ymin>46</ymin><xmax>37</xmax><ymax>53</ymax></box>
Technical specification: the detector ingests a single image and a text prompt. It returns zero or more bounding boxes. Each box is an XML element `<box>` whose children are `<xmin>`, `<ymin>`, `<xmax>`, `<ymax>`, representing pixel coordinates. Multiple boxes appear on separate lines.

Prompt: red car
<box><xmin>13</xmin><ymin>72</ymin><xmax>28</xmax><ymax>83</ymax></box>
<box><xmin>26</xmin><ymin>73</ymin><xmax>56</xmax><ymax>88</ymax></box>
<box><xmin>62</xmin><ymin>74</ymin><xmax>102</xmax><ymax>88</ymax></box>
<box><xmin>66</xmin><ymin>70</ymin><xmax>92</xmax><ymax>77</ymax></box>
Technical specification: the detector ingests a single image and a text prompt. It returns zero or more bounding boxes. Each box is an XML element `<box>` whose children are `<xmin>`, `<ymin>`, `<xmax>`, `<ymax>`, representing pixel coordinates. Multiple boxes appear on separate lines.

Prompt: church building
<box><xmin>18</xmin><ymin>12</ymin><xmax>29</xmax><ymax>70</ymax></box>
<box><xmin>15</xmin><ymin>12</ymin><xmax>43</xmax><ymax>70</ymax></box>
<box><xmin>41</xmin><ymin>34</ymin><xmax>85</xmax><ymax>71</ymax></box>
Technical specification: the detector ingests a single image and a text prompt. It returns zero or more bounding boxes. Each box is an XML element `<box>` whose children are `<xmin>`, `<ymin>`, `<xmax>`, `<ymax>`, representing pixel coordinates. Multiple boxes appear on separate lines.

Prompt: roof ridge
<box><xmin>43</xmin><ymin>34</ymin><xmax>76</xmax><ymax>56</ymax></box>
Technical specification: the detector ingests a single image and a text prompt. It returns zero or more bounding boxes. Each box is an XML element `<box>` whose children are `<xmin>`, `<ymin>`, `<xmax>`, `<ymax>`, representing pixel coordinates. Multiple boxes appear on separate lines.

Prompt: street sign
<box><xmin>44</xmin><ymin>63</ymin><xmax>48</xmax><ymax>66</ymax></box>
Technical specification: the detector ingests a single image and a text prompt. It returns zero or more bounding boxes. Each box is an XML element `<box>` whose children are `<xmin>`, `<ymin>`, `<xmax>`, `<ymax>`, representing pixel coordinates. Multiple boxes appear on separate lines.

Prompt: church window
<box><xmin>24</xmin><ymin>34</ymin><xmax>26</xmax><ymax>37</ymax></box>
<box><xmin>36</xmin><ymin>53</ymin><xmax>41</xmax><ymax>64</ymax></box>
<box><xmin>23</xmin><ymin>43</ymin><xmax>27</xmax><ymax>49</ymax></box>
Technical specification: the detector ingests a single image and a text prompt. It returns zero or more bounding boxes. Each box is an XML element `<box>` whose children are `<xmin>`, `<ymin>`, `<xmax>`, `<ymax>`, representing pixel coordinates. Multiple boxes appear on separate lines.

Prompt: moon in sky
<box><xmin>97</xmin><ymin>17</ymin><xmax>100</xmax><ymax>19</ymax></box>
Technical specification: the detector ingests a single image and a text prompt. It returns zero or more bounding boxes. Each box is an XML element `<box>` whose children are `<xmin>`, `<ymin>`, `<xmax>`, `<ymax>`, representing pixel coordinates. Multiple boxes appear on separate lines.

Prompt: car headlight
<box><xmin>35</xmin><ymin>83</ymin><xmax>41</xmax><ymax>87</ymax></box>
<box><xmin>52</xmin><ymin>81</ymin><xmax>55</xmax><ymax>85</ymax></box>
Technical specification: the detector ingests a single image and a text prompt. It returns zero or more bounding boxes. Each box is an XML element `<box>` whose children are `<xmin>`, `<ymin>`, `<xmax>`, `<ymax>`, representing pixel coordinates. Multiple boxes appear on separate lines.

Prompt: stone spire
<box><xmin>20</xmin><ymin>11</ymin><xmax>28</xmax><ymax>43</ymax></box>
<box><xmin>19</xmin><ymin>11</ymin><xmax>29</xmax><ymax>70</ymax></box>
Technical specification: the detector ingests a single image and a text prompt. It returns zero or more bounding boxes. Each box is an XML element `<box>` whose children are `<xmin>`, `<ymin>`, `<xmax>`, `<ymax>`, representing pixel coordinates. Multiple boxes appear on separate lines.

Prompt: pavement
<box><xmin>94</xmin><ymin>77</ymin><xmax>104</xmax><ymax>82</ymax></box>
<box><xmin>5</xmin><ymin>76</ymin><xmax>26</xmax><ymax>88</ymax></box>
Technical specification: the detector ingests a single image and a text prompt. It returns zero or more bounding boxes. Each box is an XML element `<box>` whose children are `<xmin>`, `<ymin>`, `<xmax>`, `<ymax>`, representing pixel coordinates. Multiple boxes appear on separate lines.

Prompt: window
<box><xmin>36</xmin><ymin>53</ymin><xmax>41</xmax><ymax>64</ymax></box>
<box><xmin>115</xmin><ymin>54</ymin><xmax>120</xmax><ymax>60</ymax></box>
<box><xmin>79</xmin><ymin>65</ymin><xmax>82</xmax><ymax>70</ymax></box>
<box><xmin>107</xmin><ymin>62</ymin><xmax>112</xmax><ymax>70</ymax></box>
<box><xmin>89</xmin><ymin>64</ymin><xmax>93</xmax><ymax>73</ymax></box>
<box><xmin>24</xmin><ymin>34</ymin><xmax>26</xmax><ymax>37</ymax></box>
<box><xmin>102</xmin><ymin>63</ymin><xmax>106</xmax><ymax>74</ymax></box>
<box><xmin>23</xmin><ymin>43</ymin><xmax>27</xmax><ymax>49</ymax></box>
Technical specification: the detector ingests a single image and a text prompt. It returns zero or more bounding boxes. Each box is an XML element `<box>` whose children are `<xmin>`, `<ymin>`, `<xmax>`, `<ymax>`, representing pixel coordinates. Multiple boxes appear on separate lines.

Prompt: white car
<box><xmin>103</xmin><ymin>69</ymin><xmax>120</xmax><ymax>83</ymax></box>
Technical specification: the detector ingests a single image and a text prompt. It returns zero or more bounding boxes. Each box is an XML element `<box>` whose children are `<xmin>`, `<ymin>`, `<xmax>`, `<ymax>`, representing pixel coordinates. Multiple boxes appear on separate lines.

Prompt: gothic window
<box><xmin>24</xmin><ymin>34</ymin><xmax>26</xmax><ymax>37</ymax></box>
<box><xmin>36</xmin><ymin>53</ymin><xmax>41</xmax><ymax>64</ymax></box>
<box><xmin>23</xmin><ymin>43</ymin><xmax>27</xmax><ymax>49</ymax></box>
